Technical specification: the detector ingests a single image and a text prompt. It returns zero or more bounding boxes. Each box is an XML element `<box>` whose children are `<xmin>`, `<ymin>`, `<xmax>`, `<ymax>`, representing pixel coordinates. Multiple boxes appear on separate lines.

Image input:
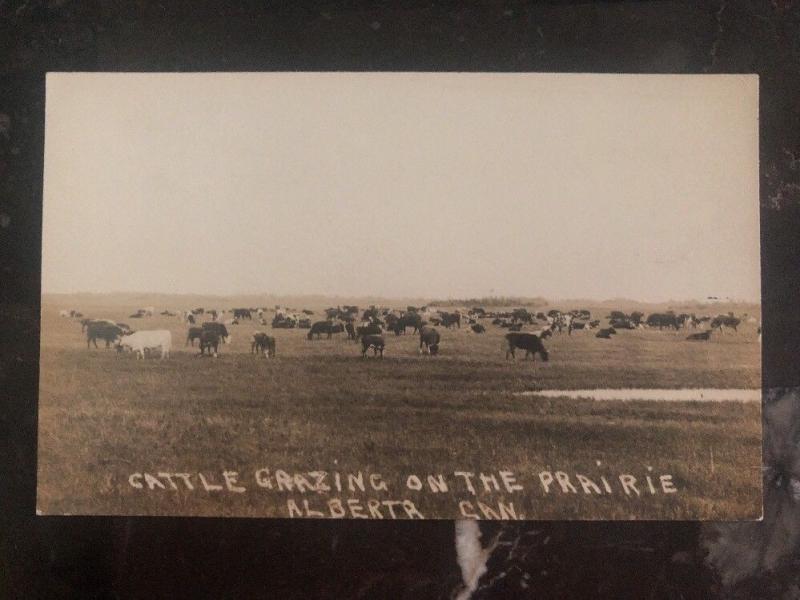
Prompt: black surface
<box><xmin>2</xmin><ymin>2</ymin><xmax>799</xmax><ymax>598</ymax></box>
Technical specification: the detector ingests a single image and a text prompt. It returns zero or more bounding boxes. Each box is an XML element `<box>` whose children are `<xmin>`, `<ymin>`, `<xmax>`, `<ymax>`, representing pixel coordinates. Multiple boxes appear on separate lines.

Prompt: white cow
<box><xmin>118</xmin><ymin>330</ymin><xmax>172</xmax><ymax>359</ymax></box>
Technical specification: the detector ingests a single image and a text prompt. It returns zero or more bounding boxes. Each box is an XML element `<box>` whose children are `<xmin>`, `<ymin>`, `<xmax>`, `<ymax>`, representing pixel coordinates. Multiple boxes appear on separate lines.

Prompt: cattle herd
<box><xmin>61</xmin><ymin>304</ymin><xmax>761</xmax><ymax>363</ymax></box>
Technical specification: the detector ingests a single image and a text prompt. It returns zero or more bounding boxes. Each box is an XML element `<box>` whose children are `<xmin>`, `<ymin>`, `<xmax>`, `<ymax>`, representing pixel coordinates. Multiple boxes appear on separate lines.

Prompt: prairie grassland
<box><xmin>37</xmin><ymin>302</ymin><xmax>762</xmax><ymax>519</ymax></box>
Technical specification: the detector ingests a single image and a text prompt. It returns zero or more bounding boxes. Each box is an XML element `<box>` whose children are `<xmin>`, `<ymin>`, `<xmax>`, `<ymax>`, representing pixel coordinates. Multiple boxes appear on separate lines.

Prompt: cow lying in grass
<box><xmin>595</xmin><ymin>327</ymin><xmax>617</xmax><ymax>339</ymax></box>
<box><xmin>504</xmin><ymin>332</ymin><xmax>549</xmax><ymax>362</ymax></box>
<box><xmin>686</xmin><ymin>330</ymin><xmax>712</xmax><ymax>341</ymax></box>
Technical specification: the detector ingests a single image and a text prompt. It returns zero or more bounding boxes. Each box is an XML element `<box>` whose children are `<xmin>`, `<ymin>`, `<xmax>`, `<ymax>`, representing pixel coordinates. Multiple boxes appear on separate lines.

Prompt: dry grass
<box><xmin>37</xmin><ymin>300</ymin><xmax>762</xmax><ymax>519</ymax></box>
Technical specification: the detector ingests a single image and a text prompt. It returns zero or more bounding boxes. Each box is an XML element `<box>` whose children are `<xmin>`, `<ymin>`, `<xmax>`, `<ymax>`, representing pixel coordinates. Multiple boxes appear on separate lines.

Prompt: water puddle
<box><xmin>515</xmin><ymin>388</ymin><xmax>761</xmax><ymax>402</ymax></box>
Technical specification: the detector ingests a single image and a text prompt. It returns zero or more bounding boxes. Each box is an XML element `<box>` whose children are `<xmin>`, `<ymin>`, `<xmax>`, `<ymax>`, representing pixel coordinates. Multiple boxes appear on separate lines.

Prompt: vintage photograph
<box><xmin>38</xmin><ymin>72</ymin><xmax>761</xmax><ymax>519</ymax></box>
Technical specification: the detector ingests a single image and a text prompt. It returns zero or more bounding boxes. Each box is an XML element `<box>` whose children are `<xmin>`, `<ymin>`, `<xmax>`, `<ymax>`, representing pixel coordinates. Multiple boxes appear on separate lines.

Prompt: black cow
<box><xmin>686</xmin><ymin>330</ymin><xmax>712</xmax><ymax>341</ymax></box>
<box><xmin>199</xmin><ymin>331</ymin><xmax>222</xmax><ymax>357</ymax></box>
<box><xmin>356</xmin><ymin>324</ymin><xmax>382</xmax><ymax>339</ymax></box>
<box><xmin>646</xmin><ymin>313</ymin><xmax>680</xmax><ymax>330</ymax></box>
<box><xmin>471</xmin><ymin>324</ymin><xmax>486</xmax><ymax>334</ymax></box>
<box><xmin>595</xmin><ymin>327</ymin><xmax>617</xmax><ymax>339</ymax></box>
<box><xmin>251</xmin><ymin>333</ymin><xmax>276</xmax><ymax>357</ymax></box>
<box><xmin>345</xmin><ymin>322</ymin><xmax>357</xmax><ymax>340</ymax></box>
<box><xmin>394</xmin><ymin>313</ymin><xmax>423</xmax><ymax>335</ymax></box>
<box><xmin>186</xmin><ymin>327</ymin><xmax>204</xmax><ymax>346</ymax></box>
<box><xmin>440</xmin><ymin>312</ymin><xmax>461</xmax><ymax>329</ymax></box>
<box><xmin>233</xmin><ymin>308</ymin><xmax>252</xmax><ymax>320</ymax></box>
<box><xmin>360</xmin><ymin>334</ymin><xmax>385</xmax><ymax>358</ymax></box>
<box><xmin>711</xmin><ymin>315</ymin><xmax>741</xmax><ymax>332</ymax></box>
<box><xmin>86</xmin><ymin>322</ymin><xmax>123</xmax><ymax>349</ymax></box>
<box><xmin>609</xmin><ymin>318</ymin><xmax>635</xmax><ymax>330</ymax></box>
<box><xmin>419</xmin><ymin>326</ymin><xmax>441</xmax><ymax>355</ymax></box>
<box><xmin>202</xmin><ymin>321</ymin><xmax>230</xmax><ymax>342</ymax></box>
<box><xmin>307</xmin><ymin>321</ymin><xmax>344</xmax><ymax>340</ymax></box>
<box><xmin>505</xmin><ymin>333</ymin><xmax>549</xmax><ymax>362</ymax></box>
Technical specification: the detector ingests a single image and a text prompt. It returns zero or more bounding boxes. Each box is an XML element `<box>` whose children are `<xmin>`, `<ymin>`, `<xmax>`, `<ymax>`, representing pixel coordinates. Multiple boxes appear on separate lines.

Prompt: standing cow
<box><xmin>116</xmin><ymin>330</ymin><xmax>171</xmax><ymax>359</ymax></box>
<box><xmin>419</xmin><ymin>326</ymin><xmax>441</xmax><ymax>355</ymax></box>
<box><xmin>251</xmin><ymin>333</ymin><xmax>276</xmax><ymax>357</ymax></box>
<box><xmin>360</xmin><ymin>334</ymin><xmax>385</xmax><ymax>358</ymax></box>
<box><xmin>86</xmin><ymin>322</ymin><xmax>124</xmax><ymax>349</ymax></box>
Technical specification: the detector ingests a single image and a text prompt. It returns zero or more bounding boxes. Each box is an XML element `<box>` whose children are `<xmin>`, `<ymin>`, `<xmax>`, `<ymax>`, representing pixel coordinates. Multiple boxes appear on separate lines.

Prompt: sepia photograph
<box><xmin>37</xmin><ymin>72</ymin><xmax>761</xmax><ymax>520</ymax></box>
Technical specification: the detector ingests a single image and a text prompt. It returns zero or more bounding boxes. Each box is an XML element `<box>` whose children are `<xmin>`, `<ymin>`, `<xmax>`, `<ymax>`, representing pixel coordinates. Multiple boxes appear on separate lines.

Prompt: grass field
<box><xmin>37</xmin><ymin>298</ymin><xmax>762</xmax><ymax>520</ymax></box>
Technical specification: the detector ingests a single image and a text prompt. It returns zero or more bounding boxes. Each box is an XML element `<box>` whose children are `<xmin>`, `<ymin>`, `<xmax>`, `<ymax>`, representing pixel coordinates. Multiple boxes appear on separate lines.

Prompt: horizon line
<box><xmin>40</xmin><ymin>290</ymin><xmax>762</xmax><ymax>306</ymax></box>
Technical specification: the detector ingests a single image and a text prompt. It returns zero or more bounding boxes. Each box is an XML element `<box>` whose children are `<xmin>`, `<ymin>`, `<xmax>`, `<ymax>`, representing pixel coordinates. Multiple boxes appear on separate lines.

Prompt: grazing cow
<box><xmin>86</xmin><ymin>322</ymin><xmax>124</xmax><ymax>348</ymax></box>
<box><xmin>251</xmin><ymin>333</ymin><xmax>276</xmax><ymax>357</ymax></box>
<box><xmin>117</xmin><ymin>330</ymin><xmax>171</xmax><ymax>359</ymax></box>
<box><xmin>646</xmin><ymin>313</ymin><xmax>680</xmax><ymax>330</ymax></box>
<box><xmin>202</xmin><ymin>321</ymin><xmax>230</xmax><ymax>344</ymax></box>
<box><xmin>199</xmin><ymin>331</ymin><xmax>223</xmax><ymax>357</ymax></box>
<box><xmin>686</xmin><ymin>330</ymin><xmax>712</xmax><ymax>341</ymax></box>
<box><xmin>595</xmin><ymin>327</ymin><xmax>617</xmax><ymax>339</ymax></box>
<box><xmin>394</xmin><ymin>313</ymin><xmax>423</xmax><ymax>335</ymax></box>
<box><xmin>233</xmin><ymin>308</ymin><xmax>252</xmax><ymax>320</ymax></box>
<box><xmin>471</xmin><ymin>324</ymin><xmax>486</xmax><ymax>334</ymax></box>
<box><xmin>711</xmin><ymin>315</ymin><xmax>741</xmax><ymax>333</ymax></box>
<box><xmin>505</xmin><ymin>333</ymin><xmax>549</xmax><ymax>362</ymax></box>
<box><xmin>360</xmin><ymin>334</ymin><xmax>385</xmax><ymax>358</ymax></box>
<box><xmin>186</xmin><ymin>327</ymin><xmax>204</xmax><ymax>346</ymax></box>
<box><xmin>307</xmin><ymin>321</ymin><xmax>344</xmax><ymax>340</ymax></box>
<box><xmin>419</xmin><ymin>326</ymin><xmax>441</xmax><ymax>355</ymax></box>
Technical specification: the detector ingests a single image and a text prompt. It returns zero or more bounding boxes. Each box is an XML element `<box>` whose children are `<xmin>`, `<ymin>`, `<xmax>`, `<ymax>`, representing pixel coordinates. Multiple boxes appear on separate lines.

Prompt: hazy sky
<box><xmin>42</xmin><ymin>73</ymin><xmax>760</xmax><ymax>302</ymax></box>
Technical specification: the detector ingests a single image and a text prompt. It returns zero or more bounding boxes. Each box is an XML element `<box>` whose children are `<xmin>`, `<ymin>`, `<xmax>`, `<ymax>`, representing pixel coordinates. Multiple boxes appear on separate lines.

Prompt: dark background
<box><xmin>1</xmin><ymin>1</ymin><xmax>799</xmax><ymax>598</ymax></box>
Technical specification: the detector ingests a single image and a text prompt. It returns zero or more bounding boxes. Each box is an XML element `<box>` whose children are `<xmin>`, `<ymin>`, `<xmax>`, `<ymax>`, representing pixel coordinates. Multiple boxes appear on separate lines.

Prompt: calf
<box><xmin>117</xmin><ymin>330</ymin><xmax>171</xmax><ymax>359</ymax></box>
<box><xmin>361</xmin><ymin>334</ymin><xmax>385</xmax><ymax>358</ymax></box>
<box><xmin>504</xmin><ymin>333</ymin><xmax>549</xmax><ymax>362</ymax></box>
<box><xmin>251</xmin><ymin>332</ymin><xmax>277</xmax><ymax>357</ymax></box>
<box><xmin>419</xmin><ymin>326</ymin><xmax>441</xmax><ymax>355</ymax></box>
